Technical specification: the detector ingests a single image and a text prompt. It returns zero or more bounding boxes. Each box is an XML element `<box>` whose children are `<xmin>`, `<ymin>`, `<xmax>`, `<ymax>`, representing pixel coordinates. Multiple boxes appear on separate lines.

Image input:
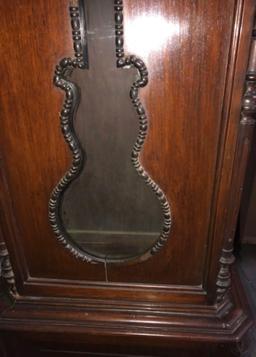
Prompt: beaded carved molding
<box><xmin>49</xmin><ymin>0</ymin><xmax>172</xmax><ymax>264</ymax></box>
<box><xmin>0</xmin><ymin>242</ymin><xmax>17</xmax><ymax>299</ymax></box>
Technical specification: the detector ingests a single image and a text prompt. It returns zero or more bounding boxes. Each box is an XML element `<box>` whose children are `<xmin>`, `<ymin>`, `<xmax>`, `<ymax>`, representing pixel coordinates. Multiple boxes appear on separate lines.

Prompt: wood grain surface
<box><xmin>0</xmin><ymin>0</ymin><xmax>255</xmax><ymax>355</ymax></box>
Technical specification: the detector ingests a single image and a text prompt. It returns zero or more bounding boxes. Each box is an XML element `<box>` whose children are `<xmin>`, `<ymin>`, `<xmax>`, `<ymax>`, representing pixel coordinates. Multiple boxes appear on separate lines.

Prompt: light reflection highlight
<box><xmin>125</xmin><ymin>14</ymin><xmax>186</xmax><ymax>59</ymax></box>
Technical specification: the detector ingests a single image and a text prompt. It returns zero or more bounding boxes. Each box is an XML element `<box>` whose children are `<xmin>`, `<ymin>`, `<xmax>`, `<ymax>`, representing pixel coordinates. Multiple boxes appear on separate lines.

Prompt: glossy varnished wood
<box><xmin>108</xmin><ymin>0</ymin><xmax>237</xmax><ymax>284</ymax></box>
<box><xmin>0</xmin><ymin>0</ymin><xmax>106</xmax><ymax>284</ymax></box>
<box><xmin>0</xmin><ymin>0</ymin><xmax>255</xmax><ymax>355</ymax></box>
<box><xmin>0</xmin><ymin>0</ymin><xmax>244</xmax><ymax>287</ymax></box>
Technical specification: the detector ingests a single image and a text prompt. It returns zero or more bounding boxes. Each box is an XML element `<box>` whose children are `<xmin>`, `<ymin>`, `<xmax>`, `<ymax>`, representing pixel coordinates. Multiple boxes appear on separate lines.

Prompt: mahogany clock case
<box><xmin>0</xmin><ymin>0</ymin><xmax>255</xmax><ymax>356</ymax></box>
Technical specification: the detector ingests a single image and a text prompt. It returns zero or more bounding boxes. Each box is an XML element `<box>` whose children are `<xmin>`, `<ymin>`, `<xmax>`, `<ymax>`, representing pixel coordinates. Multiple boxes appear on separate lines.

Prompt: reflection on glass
<box><xmin>125</xmin><ymin>12</ymin><xmax>188</xmax><ymax>60</ymax></box>
<box><xmin>61</xmin><ymin>0</ymin><xmax>163</xmax><ymax>262</ymax></box>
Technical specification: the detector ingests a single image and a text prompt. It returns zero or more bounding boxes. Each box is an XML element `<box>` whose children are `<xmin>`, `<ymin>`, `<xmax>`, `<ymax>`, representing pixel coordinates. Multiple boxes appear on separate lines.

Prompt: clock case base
<box><xmin>0</xmin><ymin>268</ymin><xmax>252</xmax><ymax>357</ymax></box>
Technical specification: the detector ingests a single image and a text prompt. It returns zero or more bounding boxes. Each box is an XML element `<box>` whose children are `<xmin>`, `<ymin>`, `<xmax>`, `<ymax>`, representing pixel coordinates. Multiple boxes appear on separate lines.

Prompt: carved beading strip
<box><xmin>216</xmin><ymin>18</ymin><xmax>256</xmax><ymax>303</ymax></box>
<box><xmin>0</xmin><ymin>242</ymin><xmax>17</xmax><ymax>298</ymax></box>
<box><xmin>114</xmin><ymin>0</ymin><xmax>172</xmax><ymax>255</ymax></box>
<box><xmin>241</xmin><ymin>21</ymin><xmax>256</xmax><ymax>126</ymax></box>
<box><xmin>114</xmin><ymin>0</ymin><xmax>125</xmax><ymax>64</ymax></box>
<box><xmin>49</xmin><ymin>57</ymin><xmax>93</xmax><ymax>262</ymax></box>
<box><xmin>216</xmin><ymin>248</ymin><xmax>235</xmax><ymax>303</ymax></box>
<box><xmin>49</xmin><ymin>1</ymin><xmax>93</xmax><ymax>263</ymax></box>
<box><xmin>240</xmin><ymin>72</ymin><xmax>256</xmax><ymax>126</ymax></box>
<box><xmin>70</xmin><ymin>0</ymin><xmax>88</xmax><ymax>69</ymax></box>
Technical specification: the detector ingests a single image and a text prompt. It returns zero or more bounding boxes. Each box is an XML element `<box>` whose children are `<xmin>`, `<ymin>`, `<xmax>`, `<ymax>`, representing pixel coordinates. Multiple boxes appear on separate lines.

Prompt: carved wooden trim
<box><xmin>70</xmin><ymin>0</ymin><xmax>88</xmax><ymax>69</ymax></box>
<box><xmin>0</xmin><ymin>273</ymin><xmax>251</xmax><ymax>343</ymax></box>
<box><xmin>114</xmin><ymin>0</ymin><xmax>124</xmax><ymax>61</ymax></box>
<box><xmin>216</xmin><ymin>17</ymin><xmax>256</xmax><ymax>303</ymax></box>
<box><xmin>0</xmin><ymin>242</ymin><xmax>17</xmax><ymax>298</ymax></box>
<box><xmin>48</xmin><ymin>56</ymin><xmax>90</xmax><ymax>261</ymax></box>
<box><xmin>240</xmin><ymin>21</ymin><xmax>256</xmax><ymax>126</ymax></box>
<box><xmin>216</xmin><ymin>248</ymin><xmax>235</xmax><ymax>303</ymax></box>
<box><xmin>49</xmin><ymin>1</ymin><xmax>92</xmax><ymax>262</ymax></box>
<box><xmin>49</xmin><ymin>0</ymin><xmax>172</xmax><ymax>263</ymax></box>
<box><xmin>114</xmin><ymin>0</ymin><xmax>172</xmax><ymax>255</ymax></box>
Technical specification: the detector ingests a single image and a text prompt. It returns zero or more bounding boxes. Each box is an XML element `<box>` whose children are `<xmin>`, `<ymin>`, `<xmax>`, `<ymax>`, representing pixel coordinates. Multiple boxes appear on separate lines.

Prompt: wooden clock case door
<box><xmin>0</xmin><ymin>0</ymin><xmax>255</xmax><ymax>355</ymax></box>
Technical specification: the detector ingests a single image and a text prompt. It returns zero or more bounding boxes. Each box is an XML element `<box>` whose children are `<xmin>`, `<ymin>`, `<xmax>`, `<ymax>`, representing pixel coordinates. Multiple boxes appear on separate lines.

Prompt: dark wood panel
<box><xmin>108</xmin><ymin>0</ymin><xmax>236</xmax><ymax>284</ymax></box>
<box><xmin>0</xmin><ymin>0</ymin><xmax>254</xmax><ymax>306</ymax></box>
<box><xmin>0</xmin><ymin>0</ymin><xmax>251</xmax><ymax>289</ymax></box>
<box><xmin>0</xmin><ymin>0</ymin><xmax>255</xmax><ymax>355</ymax></box>
<box><xmin>206</xmin><ymin>0</ymin><xmax>256</xmax><ymax>300</ymax></box>
<box><xmin>0</xmin><ymin>332</ymin><xmax>241</xmax><ymax>357</ymax></box>
<box><xmin>240</xmin><ymin>129</ymin><xmax>256</xmax><ymax>244</ymax></box>
<box><xmin>0</xmin><ymin>0</ymin><xmax>105</xmax><ymax>282</ymax></box>
<box><xmin>242</xmin><ymin>174</ymin><xmax>256</xmax><ymax>244</ymax></box>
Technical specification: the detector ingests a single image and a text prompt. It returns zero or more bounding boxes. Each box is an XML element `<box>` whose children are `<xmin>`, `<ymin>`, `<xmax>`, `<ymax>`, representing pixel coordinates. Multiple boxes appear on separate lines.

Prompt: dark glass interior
<box><xmin>61</xmin><ymin>0</ymin><xmax>163</xmax><ymax>262</ymax></box>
